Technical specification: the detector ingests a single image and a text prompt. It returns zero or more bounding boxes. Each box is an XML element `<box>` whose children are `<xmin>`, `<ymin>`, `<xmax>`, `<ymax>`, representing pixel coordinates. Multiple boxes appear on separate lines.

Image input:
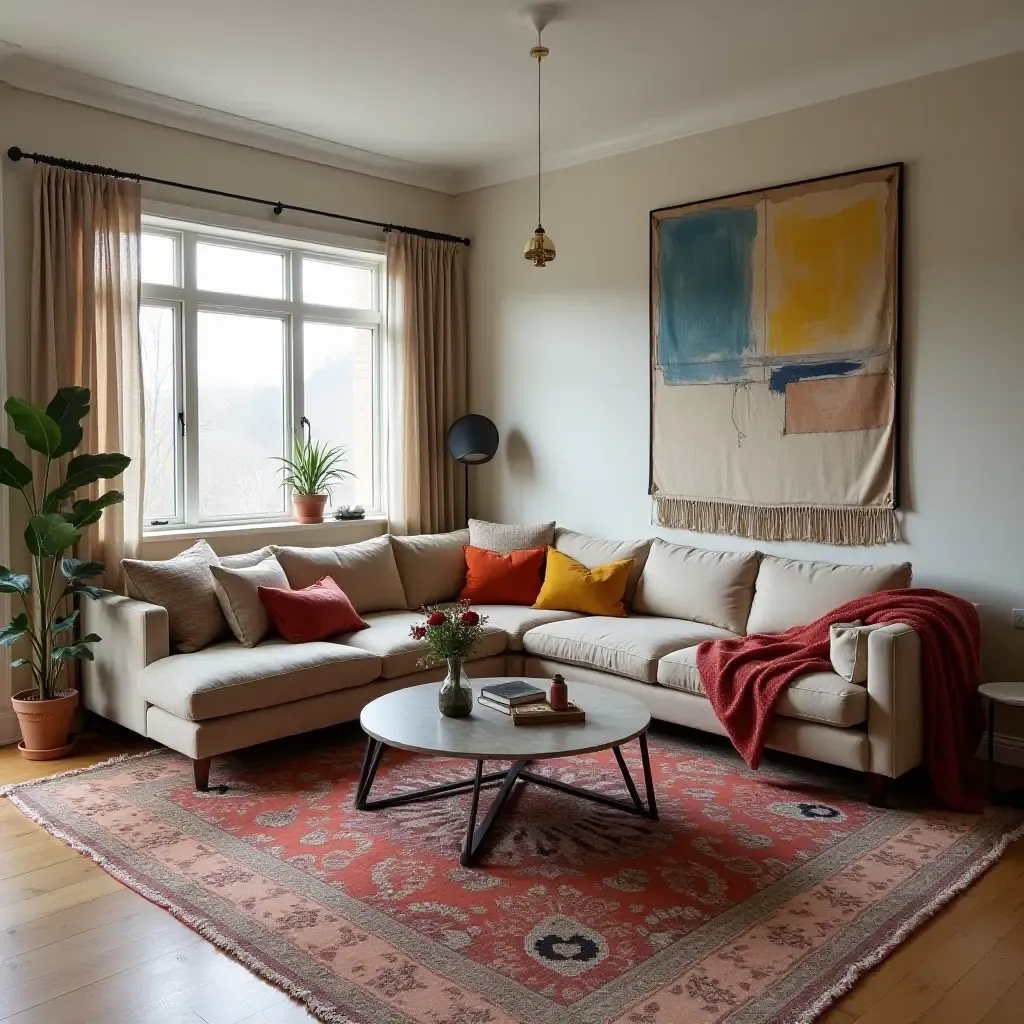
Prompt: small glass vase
<box><xmin>438</xmin><ymin>657</ymin><xmax>473</xmax><ymax>718</ymax></box>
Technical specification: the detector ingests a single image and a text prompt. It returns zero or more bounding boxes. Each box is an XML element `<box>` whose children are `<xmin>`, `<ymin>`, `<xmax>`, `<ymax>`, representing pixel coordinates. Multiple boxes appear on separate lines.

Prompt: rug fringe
<box><xmin>654</xmin><ymin>496</ymin><xmax>902</xmax><ymax>546</ymax></box>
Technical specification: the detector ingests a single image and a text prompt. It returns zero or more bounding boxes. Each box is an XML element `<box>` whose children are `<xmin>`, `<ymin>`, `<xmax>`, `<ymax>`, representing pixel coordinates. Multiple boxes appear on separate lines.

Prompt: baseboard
<box><xmin>978</xmin><ymin>730</ymin><xmax>1024</xmax><ymax>768</ymax></box>
<box><xmin>0</xmin><ymin>710</ymin><xmax>20</xmax><ymax>748</ymax></box>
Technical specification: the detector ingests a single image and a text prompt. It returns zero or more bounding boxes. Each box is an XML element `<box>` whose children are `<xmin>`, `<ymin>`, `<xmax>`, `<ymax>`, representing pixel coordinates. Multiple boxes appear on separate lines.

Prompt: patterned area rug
<box><xmin>4</xmin><ymin>732</ymin><xmax>1022</xmax><ymax>1024</ymax></box>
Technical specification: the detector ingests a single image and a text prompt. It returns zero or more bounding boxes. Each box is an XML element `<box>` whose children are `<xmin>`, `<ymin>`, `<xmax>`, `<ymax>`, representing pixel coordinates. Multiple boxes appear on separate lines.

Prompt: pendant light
<box><xmin>523</xmin><ymin>11</ymin><xmax>555</xmax><ymax>267</ymax></box>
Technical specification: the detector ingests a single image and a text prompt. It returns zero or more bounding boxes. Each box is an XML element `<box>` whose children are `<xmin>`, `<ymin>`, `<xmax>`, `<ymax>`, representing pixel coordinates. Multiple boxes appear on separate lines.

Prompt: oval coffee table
<box><xmin>356</xmin><ymin>678</ymin><xmax>657</xmax><ymax>866</ymax></box>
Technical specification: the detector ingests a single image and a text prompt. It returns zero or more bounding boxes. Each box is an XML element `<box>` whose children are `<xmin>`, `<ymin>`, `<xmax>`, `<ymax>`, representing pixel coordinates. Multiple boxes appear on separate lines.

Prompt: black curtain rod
<box><xmin>6</xmin><ymin>146</ymin><xmax>470</xmax><ymax>246</ymax></box>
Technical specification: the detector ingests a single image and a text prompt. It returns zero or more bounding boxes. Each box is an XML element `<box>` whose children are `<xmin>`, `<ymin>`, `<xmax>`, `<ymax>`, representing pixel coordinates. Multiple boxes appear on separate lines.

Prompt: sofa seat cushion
<box><xmin>337</xmin><ymin>610</ymin><xmax>506</xmax><ymax>679</ymax></box>
<box><xmin>657</xmin><ymin>647</ymin><xmax>867</xmax><ymax>728</ymax></box>
<box><xmin>138</xmin><ymin>641</ymin><xmax>382</xmax><ymax>722</ymax></box>
<box><xmin>467</xmin><ymin>605</ymin><xmax>584</xmax><ymax>651</ymax></box>
<box><xmin>523</xmin><ymin>615</ymin><xmax>737</xmax><ymax>683</ymax></box>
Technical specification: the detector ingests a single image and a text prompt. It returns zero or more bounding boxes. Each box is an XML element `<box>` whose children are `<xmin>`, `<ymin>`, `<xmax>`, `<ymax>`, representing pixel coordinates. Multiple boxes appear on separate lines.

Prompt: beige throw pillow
<box><xmin>220</xmin><ymin>546</ymin><xmax>274</xmax><ymax>569</ymax></box>
<box><xmin>553</xmin><ymin>529</ymin><xmax>652</xmax><ymax>607</ymax></box>
<box><xmin>633</xmin><ymin>539</ymin><xmax>760</xmax><ymax>634</ymax></box>
<box><xmin>272</xmin><ymin>535</ymin><xmax>407</xmax><ymax>614</ymax></box>
<box><xmin>829</xmin><ymin>620</ymin><xmax>880</xmax><ymax>683</ymax></box>
<box><xmin>121</xmin><ymin>540</ymin><xmax>224</xmax><ymax>653</ymax></box>
<box><xmin>468</xmin><ymin>519</ymin><xmax>555</xmax><ymax>555</ymax></box>
<box><xmin>390</xmin><ymin>530</ymin><xmax>469</xmax><ymax>609</ymax></box>
<box><xmin>746</xmin><ymin>555</ymin><xmax>912</xmax><ymax>635</ymax></box>
<box><xmin>211</xmin><ymin>557</ymin><xmax>290</xmax><ymax>647</ymax></box>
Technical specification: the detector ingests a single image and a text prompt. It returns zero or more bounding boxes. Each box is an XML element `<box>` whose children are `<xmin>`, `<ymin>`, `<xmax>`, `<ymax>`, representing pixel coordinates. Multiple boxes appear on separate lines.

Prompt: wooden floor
<box><xmin>1</xmin><ymin>732</ymin><xmax>1023</xmax><ymax>1024</ymax></box>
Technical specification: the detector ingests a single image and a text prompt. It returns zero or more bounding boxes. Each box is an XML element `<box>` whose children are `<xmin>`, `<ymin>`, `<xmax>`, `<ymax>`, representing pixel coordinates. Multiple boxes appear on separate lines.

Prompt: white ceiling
<box><xmin>1</xmin><ymin>0</ymin><xmax>1023</xmax><ymax>194</ymax></box>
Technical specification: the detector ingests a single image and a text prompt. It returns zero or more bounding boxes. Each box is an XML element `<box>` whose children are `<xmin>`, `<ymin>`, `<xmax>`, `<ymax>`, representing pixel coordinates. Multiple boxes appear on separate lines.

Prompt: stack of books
<box><xmin>477</xmin><ymin>680</ymin><xmax>545</xmax><ymax>714</ymax></box>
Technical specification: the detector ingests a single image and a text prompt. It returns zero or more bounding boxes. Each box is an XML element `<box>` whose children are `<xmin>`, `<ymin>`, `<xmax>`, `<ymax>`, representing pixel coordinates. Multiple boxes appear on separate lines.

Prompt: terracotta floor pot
<box><xmin>292</xmin><ymin>494</ymin><xmax>327</xmax><ymax>524</ymax></box>
<box><xmin>12</xmin><ymin>689</ymin><xmax>78</xmax><ymax>759</ymax></box>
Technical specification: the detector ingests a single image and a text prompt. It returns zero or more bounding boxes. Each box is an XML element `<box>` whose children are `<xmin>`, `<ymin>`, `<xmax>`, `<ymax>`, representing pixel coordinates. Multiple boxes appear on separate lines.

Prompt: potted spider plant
<box><xmin>274</xmin><ymin>433</ymin><xmax>355</xmax><ymax>524</ymax></box>
<box><xmin>0</xmin><ymin>386</ymin><xmax>129</xmax><ymax>759</ymax></box>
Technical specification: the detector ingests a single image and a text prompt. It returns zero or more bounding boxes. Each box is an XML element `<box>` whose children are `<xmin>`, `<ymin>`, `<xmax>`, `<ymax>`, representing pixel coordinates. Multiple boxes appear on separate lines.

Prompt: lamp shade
<box><xmin>447</xmin><ymin>414</ymin><xmax>499</xmax><ymax>465</ymax></box>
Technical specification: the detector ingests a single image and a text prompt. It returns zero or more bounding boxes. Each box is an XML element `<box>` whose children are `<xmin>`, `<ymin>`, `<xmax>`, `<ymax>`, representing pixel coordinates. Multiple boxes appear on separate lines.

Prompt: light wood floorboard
<box><xmin>2</xmin><ymin>727</ymin><xmax>1023</xmax><ymax>1023</ymax></box>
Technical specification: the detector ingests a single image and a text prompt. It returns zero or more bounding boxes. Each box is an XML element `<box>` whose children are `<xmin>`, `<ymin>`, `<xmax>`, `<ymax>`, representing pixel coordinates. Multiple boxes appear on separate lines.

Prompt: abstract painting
<box><xmin>650</xmin><ymin>164</ymin><xmax>901</xmax><ymax>544</ymax></box>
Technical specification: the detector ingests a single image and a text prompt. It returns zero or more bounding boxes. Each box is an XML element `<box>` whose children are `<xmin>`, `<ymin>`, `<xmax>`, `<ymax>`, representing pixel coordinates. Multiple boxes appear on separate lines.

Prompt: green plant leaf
<box><xmin>0</xmin><ymin>612</ymin><xmax>29</xmax><ymax>646</ymax></box>
<box><xmin>52</xmin><ymin>610</ymin><xmax>79</xmax><ymax>634</ymax></box>
<box><xmin>46</xmin><ymin>452</ymin><xmax>131</xmax><ymax>507</ymax></box>
<box><xmin>0</xmin><ymin>566</ymin><xmax>31</xmax><ymax>595</ymax></box>
<box><xmin>0</xmin><ymin>447</ymin><xmax>32</xmax><ymax>490</ymax></box>
<box><xmin>4</xmin><ymin>397</ymin><xmax>62</xmax><ymax>457</ymax></box>
<box><xmin>52</xmin><ymin>642</ymin><xmax>96</xmax><ymax>662</ymax></box>
<box><xmin>68</xmin><ymin>583</ymin><xmax>112</xmax><ymax>601</ymax></box>
<box><xmin>25</xmin><ymin>513</ymin><xmax>81</xmax><ymax>558</ymax></box>
<box><xmin>66</xmin><ymin>491</ymin><xmax>124</xmax><ymax>528</ymax></box>
<box><xmin>273</xmin><ymin>435</ymin><xmax>354</xmax><ymax>497</ymax></box>
<box><xmin>10</xmin><ymin>658</ymin><xmax>30</xmax><ymax>668</ymax></box>
<box><xmin>45</xmin><ymin>387</ymin><xmax>91</xmax><ymax>457</ymax></box>
<box><xmin>61</xmin><ymin>558</ymin><xmax>107</xmax><ymax>581</ymax></box>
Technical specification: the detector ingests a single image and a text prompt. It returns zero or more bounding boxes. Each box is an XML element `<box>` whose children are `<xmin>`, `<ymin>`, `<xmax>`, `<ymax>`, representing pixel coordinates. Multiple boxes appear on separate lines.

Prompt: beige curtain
<box><xmin>385</xmin><ymin>231</ymin><xmax>467</xmax><ymax>535</ymax></box>
<box><xmin>31</xmin><ymin>166</ymin><xmax>144</xmax><ymax>590</ymax></box>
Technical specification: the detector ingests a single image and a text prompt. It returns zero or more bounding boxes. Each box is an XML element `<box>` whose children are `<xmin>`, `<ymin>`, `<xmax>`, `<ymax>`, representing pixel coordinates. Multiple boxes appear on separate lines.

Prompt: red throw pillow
<box><xmin>460</xmin><ymin>545</ymin><xmax>547</xmax><ymax>605</ymax></box>
<box><xmin>258</xmin><ymin>576</ymin><xmax>367</xmax><ymax>643</ymax></box>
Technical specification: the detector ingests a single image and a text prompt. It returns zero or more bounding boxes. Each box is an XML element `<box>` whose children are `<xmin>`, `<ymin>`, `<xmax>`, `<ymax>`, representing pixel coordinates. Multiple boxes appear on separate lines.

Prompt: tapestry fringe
<box><xmin>654</xmin><ymin>497</ymin><xmax>902</xmax><ymax>546</ymax></box>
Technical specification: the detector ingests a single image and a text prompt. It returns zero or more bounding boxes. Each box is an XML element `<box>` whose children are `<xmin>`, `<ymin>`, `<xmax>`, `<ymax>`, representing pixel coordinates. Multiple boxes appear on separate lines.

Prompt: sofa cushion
<box><xmin>830</xmin><ymin>621</ymin><xmax>883</xmax><ymax>683</ymax></box>
<box><xmin>633</xmin><ymin>539</ymin><xmax>760</xmax><ymax>634</ymax></box>
<box><xmin>138</xmin><ymin>640</ymin><xmax>382</xmax><ymax>722</ymax></box>
<box><xmin>461</xmin><ymin>545</ymin><xmax>547</xmax><ymax>605</ymax></box>
<box><xmin>553</xmin><ymin>529</ymin><xmax>652</xmax><ymax>607</ymax></box>
<box><xmin>211</xmin><ymin>557</ymin><xmax>289</xmax><ymax>647</ymax></box>
<box><xmin>468</xmin><ymin>518</ymin><xmax>555</xmax><ymax>554</ymax></box>
<box><xmin>467</xmin><ymin>605</ymin><xmax>584</xmax><ymax>651</ymax></box>
<box><xmin>656</xmin><ymin>647</ymin><xmax>867</xmax><ymax>728</ymax></box>
<box><xmin>390</xmin><ymin>530</ymin><xmax>469</xmax><ymax>609</ymax></box>
<box><xmin>220</xmin><ymin>546</ymin><xmax>274</xmax><ymax>569</ymax></box>
<box><xmin>338</xmin><ymin>610</ymin><xmax>506</xmax><ymax>680</ymax></box>
<box><xmin>122</xmin><ymin>540</ymin><xmax>224</xmax><ymax>654</ymax></box>
<box><xmin>273</xmin><ymin>535</ymin><xmax>407</xmax><ymax>614</ymax></box>
<box><xmin>533</xmin><ymin>549</ymin><xmax>633</xmax><ymax>617</ymax></box>
<box><xmin>746</xmin><ymin>555</ymin><xmax>912</xmax><ymax>635</ymax></box>
<box><xmin>523</xmin><ymin>615</ymin><xmax>736</xmax><ymax>683</ymax></box>
<box><xmin>259</xmin><ymin>576</ymin><xmax>368</xmax><ymax>643</ymax></box>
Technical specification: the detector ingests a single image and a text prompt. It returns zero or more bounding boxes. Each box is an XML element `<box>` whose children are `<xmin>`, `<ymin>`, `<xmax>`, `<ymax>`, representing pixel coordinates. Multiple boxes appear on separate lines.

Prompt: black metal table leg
<box><xmin>462</xmin><ymin>760</ymin><xmax>528</xmax><ymax>866</ymax></box>
<box><xmin>639</xmin><ymin>731</ymin><xmax>659</xmax><ymax>820</ymax></box>
<box><xmin>354</xmin><ymin>737</ymin><xmax>382</xmax><ymax>808</ymax></box>
<box><xmin>613</xmin><ymin>745</ymin><xmax>644</xmax><ymax>810</ymax></box>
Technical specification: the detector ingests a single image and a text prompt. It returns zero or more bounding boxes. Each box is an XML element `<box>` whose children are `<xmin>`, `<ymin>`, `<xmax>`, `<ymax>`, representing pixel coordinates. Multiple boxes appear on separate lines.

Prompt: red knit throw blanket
<box><xmin>696</xmin><ymin>588</ymin><xmax>984</xmax><ymax>812</ymax></box>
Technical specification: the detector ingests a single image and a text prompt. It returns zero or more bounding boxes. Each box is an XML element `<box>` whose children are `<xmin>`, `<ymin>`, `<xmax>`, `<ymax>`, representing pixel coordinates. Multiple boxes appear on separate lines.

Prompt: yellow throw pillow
<box><xmin>533</xmin><ymin>549</ymin><xmax>634</xmax><ymax>617</ymax></box>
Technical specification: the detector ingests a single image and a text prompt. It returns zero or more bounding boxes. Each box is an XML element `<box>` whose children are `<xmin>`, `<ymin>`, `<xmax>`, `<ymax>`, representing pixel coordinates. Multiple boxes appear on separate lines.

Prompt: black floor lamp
<box><xmin>447</xmin><ymin>414</ymin><xmax>499</xmax><ymax>526</ymax></box>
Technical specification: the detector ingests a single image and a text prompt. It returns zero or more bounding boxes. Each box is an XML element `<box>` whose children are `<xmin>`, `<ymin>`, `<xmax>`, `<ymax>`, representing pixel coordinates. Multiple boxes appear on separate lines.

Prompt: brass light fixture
<box><xmin>523</xmin><ymin>12</ymin><xmax>555</xmax><ymax>267</ymax></box>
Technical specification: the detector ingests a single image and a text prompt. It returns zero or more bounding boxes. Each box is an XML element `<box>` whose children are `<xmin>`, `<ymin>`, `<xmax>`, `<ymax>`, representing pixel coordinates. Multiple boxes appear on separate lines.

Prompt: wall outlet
<box><xmin>1013</xmin><ymin>610</ymin><xmax>1024</xmax><ymax>630</ymax></box>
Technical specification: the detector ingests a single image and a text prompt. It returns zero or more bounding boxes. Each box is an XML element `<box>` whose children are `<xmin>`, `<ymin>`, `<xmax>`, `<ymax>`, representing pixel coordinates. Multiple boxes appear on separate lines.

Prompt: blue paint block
<box><xmin>767</xmin><ymin>361</ymin><xmax>862</xmax><ymax>396</ymax></box>
<box><xmin>657</xmin><ymin>206</ymin><xmax>758</xmax><ymax>384</ymax></box>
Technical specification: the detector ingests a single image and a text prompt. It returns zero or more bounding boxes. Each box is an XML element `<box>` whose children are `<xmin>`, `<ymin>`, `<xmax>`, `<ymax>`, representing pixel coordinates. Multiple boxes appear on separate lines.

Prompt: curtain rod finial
<box><xmin>7</xmin><ymin>146</ymin><xmax>24</xmax><ymax>162</ymax></box>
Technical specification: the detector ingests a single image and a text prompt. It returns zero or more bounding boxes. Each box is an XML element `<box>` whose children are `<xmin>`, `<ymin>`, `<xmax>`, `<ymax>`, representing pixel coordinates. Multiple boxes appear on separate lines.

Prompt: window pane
<box><xmin>197</xmin><ymin>242</ymin><xmax>285</xmax><ymax>299</ymax></box>
<box><xmin>197</xmin><ymin>311</ymin><xmax>285</xmax><ymax>518</ymax></box>
<box><xmin>141</xmin><ymin>233</ymin><xmax>178</xmax><ymax>286</ymax></box>
<box><xmin>139</xmin><ymin>305</ymin><xmax>178</xmax><ymax>521</ymax></box>
<box><xmin>303</xmin><ymin>322</ymin><xmax>374</xmax><ymax>508</ymax></box>
<box><xmin>302</xmin><ymin>258</ymin><xmax>374</xmax><ymax>309</ymax></box>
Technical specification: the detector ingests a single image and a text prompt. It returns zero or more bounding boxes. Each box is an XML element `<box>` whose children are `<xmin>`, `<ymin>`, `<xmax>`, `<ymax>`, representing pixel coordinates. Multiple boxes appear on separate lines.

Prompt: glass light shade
<box><xmin>524</xmin><ymin>228</ymin><xmax>556</xmax><ymax>267</ymax></box>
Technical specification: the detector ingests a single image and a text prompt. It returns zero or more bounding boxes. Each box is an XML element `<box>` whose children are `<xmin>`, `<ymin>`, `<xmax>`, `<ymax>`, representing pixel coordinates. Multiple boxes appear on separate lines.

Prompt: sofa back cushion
<box><xmin>746</xmin><ymin>555</ymin><xmax>912</xmax><ymax>635</ymax></box>
<box><xmin>553</xmin><ymin>529</ymin><xmax>651</xmax><ymax>607</ymax></box>
<box><xmin>272</xmin><ymin>535</ymin><xmax>407</xmax><ymax>614</ymax></box>
<box><xmin>121</xmin><ymin>539</ymin><xmax>224</xmax><ymax>653</ymax></box>
<box><xmin>633</xmin><ymin>539</ymin><xmax>760</xmax><ymax>634</ymax></box>
<box><xmin>468</xmin><ymin>518</ymin><xmax>555</xmax><ymax>554</ymax></box>
<box><xmin>211</xmin><ymin>557</ymin><xmax>290</xmax><ymax>647</ymax></box>
<box><xmin>390</xmin><ymin>530</ymin><xmax>469</xmax><ymax>609</ymax></box>
<box><xmin>219</xmin><ymin>546</ymin><xmax>274</xmax><ymax>569</ymax></box>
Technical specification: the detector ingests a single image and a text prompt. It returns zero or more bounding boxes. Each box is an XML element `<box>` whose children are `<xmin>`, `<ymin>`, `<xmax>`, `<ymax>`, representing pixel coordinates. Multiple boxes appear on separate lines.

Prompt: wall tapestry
<box><xmin>650</xmin><ymin>163</ymin><xmax>902</xmax><ymax>545</ymax></box>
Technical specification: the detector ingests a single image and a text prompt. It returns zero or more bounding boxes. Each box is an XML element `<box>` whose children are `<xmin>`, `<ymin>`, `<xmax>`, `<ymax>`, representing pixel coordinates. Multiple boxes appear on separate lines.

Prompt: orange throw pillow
<box><xmin>460</xmin><ymin>545</ymin><xmax>547</xmax><ymax>605</ymax></box>
<box><xmin>258</xmin><ymin>576</ymin><xmax>367</xmax><ymax>643</ymax></box>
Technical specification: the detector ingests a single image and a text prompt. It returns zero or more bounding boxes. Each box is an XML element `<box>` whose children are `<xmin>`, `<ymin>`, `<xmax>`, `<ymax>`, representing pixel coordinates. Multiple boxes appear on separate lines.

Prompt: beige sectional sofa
<box><xmin>83</xmin><ymin>526</ymin><xmax>919</xmax><ymax>804</ymax></box>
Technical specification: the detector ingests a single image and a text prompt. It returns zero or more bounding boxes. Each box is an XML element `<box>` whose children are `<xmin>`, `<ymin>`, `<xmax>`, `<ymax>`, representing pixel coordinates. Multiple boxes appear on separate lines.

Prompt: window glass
<box><xmin>197</xmin><ymin>242</ymin><xmax>285</xmax><ymax>299</ymax></box>
<box><xmin>139</xmin><ymin>304</ymin><xmax>178</xmax><ymax>521</ymax></box>
<box><xmin>141</xmin><ymin>233</ymin><xmax>178</xmax><ymax>286</ymax></box>
<box><xmin>302</xmin><ymin>257</ymin><xmax>374</xmax><ymax>309</ymax></box>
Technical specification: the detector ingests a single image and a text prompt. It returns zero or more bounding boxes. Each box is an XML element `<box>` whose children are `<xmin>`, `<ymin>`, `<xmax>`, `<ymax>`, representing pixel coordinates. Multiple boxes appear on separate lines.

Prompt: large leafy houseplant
<box><xmin>0</xmin><ymin>386</ymin><xmax>129</xmax><ymax>755</ymax></box>
<box><xmin>273</xmin><ymin>433</ymin><xmax>355</xmax><ymax>524</ymax></box>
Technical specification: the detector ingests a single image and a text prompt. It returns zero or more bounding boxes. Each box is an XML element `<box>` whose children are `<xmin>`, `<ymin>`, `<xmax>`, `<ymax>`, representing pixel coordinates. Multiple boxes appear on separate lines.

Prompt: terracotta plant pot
<box><xmin>292</xmin><ymin>494</ymin><xmax>328</xmax><ymax>524</ymax></box>
<box><xmin>11</xmin><ymin>688</ymin><xmax>78</xmax><ymax>760</ymax></box>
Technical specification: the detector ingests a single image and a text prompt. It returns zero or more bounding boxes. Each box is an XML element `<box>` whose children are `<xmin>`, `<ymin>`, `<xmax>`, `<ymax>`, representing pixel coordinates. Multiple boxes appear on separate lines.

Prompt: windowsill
<box><xmin>143</xmin><ymin>514</ymin><xmax>389</xmax><ymax>542</ymax></box>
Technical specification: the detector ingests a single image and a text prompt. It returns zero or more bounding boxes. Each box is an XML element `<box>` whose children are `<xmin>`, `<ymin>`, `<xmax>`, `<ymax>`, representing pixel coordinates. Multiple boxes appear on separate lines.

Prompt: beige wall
<box><xmin>458</xmin><ymin>53</ymin><xmax>1024</xmax><ymax>746</ymax></box>
<box><xmin>0</xmin><ymin>84</ymin><xmax>455</xmax><ymax>741</ymax></box>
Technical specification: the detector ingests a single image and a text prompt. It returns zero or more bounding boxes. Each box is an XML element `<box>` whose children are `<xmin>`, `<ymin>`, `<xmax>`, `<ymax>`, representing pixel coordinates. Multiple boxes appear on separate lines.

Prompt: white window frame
<box><xmin>140</xmin><ymin>203</ymin><xmax>386</xmax><ymax>532</ymax></box>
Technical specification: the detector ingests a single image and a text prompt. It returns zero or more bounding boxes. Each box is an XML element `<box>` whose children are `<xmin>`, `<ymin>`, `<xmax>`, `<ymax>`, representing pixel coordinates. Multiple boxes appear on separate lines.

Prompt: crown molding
<box><xmin>456</xmin><ymin>20</ymin><xmax>1024</xmax><ymax>192</ymax></box>
<box><xmin>0</xmin><ymin>54</ymin><xmax>461</xmax><ymax>195</ymax></box>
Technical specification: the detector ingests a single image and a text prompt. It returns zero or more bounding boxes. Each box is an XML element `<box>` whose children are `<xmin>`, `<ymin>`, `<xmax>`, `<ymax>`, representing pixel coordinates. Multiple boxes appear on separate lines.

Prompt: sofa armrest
<box><xmin>82</xmin><ymin>595</ymin><xmax>169</xmax><ymax>737</ymax></box>
<box><xmin>866</xmin><ymin>623</ymin><xmax>923</xmax><ymax>779</ymax></box>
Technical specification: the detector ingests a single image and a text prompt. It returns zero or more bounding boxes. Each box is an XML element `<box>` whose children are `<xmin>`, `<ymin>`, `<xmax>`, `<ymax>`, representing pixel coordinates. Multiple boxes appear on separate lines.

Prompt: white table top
<box><xmin>359</xmin><ymin>678</ymin><xmax>651</xmax><ymax>761</ymax></box>
<box><xmin>979</xmin><ymin>682</ymin><xmax>1024</xmax><ymax>707</ymax></box>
